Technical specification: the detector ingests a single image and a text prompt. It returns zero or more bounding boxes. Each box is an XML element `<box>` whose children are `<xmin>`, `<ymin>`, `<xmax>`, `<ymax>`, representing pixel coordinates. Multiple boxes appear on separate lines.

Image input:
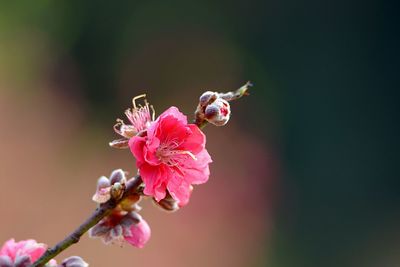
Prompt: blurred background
<box><xmin>0</xmin><ymin>1</ymin><xmax>398</xmax><ymax>266</ymax></box>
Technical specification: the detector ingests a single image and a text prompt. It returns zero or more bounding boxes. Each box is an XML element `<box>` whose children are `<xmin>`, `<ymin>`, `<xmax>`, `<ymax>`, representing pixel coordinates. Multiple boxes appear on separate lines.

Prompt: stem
<box><xmin>31</xmin><ymin>176</ymin><xmax>142</xmax><ymax>267</ymax></box>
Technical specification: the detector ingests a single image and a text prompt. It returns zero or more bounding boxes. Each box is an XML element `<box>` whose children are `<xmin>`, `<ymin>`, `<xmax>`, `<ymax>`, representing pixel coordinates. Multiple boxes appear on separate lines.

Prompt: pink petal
<box><xmin>140</xmin><ymin>164</ymin><xmax>166</xmax><ymax>201</ymax></box>
<box><xmin>0</xmin><ymin>239</ymin><xmax>17</xmax><ymax>259</ymax></box>
<box><xmin>167</xmin><ymin>177</ymin><xmax>192</xmax><ymax>206</ymax></box>
<box><xmin>181</xmin><ymin>124</ymin><xmax>206</xmax><ymax>153</ymax></box>
<box><xmin>143</xmin><ymin>137</ymin><xmax>161</xmax><ymax>165</ymax></box>
<box><xmin>129</xmin><ymin>136</ymin><xmax>147</xmax><ymax>164</ymax></box>
<box><xmin>158</xmin><ymin>106</ymin><xmax>187</xmax><ymax>124</ymax></box>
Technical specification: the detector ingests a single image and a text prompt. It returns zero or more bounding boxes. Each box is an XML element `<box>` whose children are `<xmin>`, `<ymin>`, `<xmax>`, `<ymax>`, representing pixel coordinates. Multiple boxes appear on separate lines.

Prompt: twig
<box><xmin>31</xmin><ymin>176</ymin><xmax>142</xmax><ymax>267</ymax></box>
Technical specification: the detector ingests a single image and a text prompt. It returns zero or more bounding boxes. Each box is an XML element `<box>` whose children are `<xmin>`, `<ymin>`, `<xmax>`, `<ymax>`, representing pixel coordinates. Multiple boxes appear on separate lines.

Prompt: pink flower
<box><xmin>0</xmin><ymin>239</ymin><xmax>87</xmax><ymax>267</ymax></box>
<box><xmin>124</xmin><ymin>219</ymin><xmax>151</xmax><ymax>248</ymax></box>
<box><xmin>0</xmin><ymin>239</ymin><xmax>48</xmax><ymax>266</ymax></box>
<box><xmin>89</xmin><ymin>210</ymin><xmax>151</xmax><ymax>248</ymax></box>
<box><xmin>110</xmin><ymin>95</ymin><xmax>155</xmax><ymax>149</ymax></box>
<box><xmin>129</xmin><ymin>107</ymin><xmax>212</xmax><ymax>206</ymax></box>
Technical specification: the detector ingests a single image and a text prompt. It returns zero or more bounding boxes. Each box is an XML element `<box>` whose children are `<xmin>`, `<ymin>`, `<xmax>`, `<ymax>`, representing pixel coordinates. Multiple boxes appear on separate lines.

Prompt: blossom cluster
<box><xmin>89</xmin><ymin>169</ymin><xmax>150</xmax><ymax>248</ymax></box>
<box><xmin>91</xmin><ymin>96</ymin><xmax>214</xmax><ymax>248</ymax></box>
<box><xmin>0</xmin><ymin>83</ymin><xmax>250</xmax><ymax>267</ymax></box>
<box><xmin>91</xmin><ymin>84</ymin><xmax>251</xmax><ymax>249</ymax></box>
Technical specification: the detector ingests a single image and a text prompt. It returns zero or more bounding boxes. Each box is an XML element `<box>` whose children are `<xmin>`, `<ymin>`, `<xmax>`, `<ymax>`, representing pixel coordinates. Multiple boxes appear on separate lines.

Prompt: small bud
<box><xmin>199</xmin><ymin>91</ymin><xmax>217</xmax><ymax>107</ymax></box>
<box><xmin>124</xmin><ymin>219</ymin><xmax>151</xmax><ymax>248</ymax></box>
<box><xmin>204</xmin><ymin>98</ymin><xmax>231</xmax><ymax>126</ymax></box>
<box><xmin>92</xmin><ymin>176</ymin><xmax>111</xmax><ymax>203</ymax></box>
<box><xmin>97</xmin><ymin>176</ymin><xmax>110</xmax><ymax>188</ymax></box>
<box><xmin>110</xmin><ymin>182</ymin><xmax>125</xmax><ymax>200</ymax></box>
<box><xmin>60</xmin><ymin>256</ymin><xmax>89</xmax><ymax>267</ymax></box>
<box><xmin>109</xmin><ymin>169</ymin><xmax>126</xmax><ymax>185</ymax></box>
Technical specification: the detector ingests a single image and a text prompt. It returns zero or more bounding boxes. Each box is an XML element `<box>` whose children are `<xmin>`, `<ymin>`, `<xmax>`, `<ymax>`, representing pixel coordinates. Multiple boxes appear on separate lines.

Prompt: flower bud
<box><xmin>97</xmin><ymin>176</ymin><xmax>110</xmax><ymax>188</ymax></box>
<box><xmin>199</xmin><ymin>91</ymin><xmax>217</xmax><ymax>107</ymax></box>
<box><xmin>110</xmin><ymin>182</ymin><xmax>125</xmax><ymax>201</ymax></box>
<box><xmin>204</xmin><ymin>98</ymin><xmax>231</xmax><ymax>126</ymax></box>
<box><xmin>109</xmin><ymin>169</ymin><xmax>126</xmax><ymax>185</ymax></box>
<box><xmin>124</xmin><ymin>219</ymin><xmax>151</xmax><ymax>248</ymax></box>
<box><xmin>92</xmin><ymin>170</ymin><xmax>128</xmax><ymax>203</ymax></box>
<box><xmin>60</xmin><ymin>256</ymin><xmax>89</xmax><ymax>267</ymax></box>
<box><xmin>92</xmin><ymin>176</ymin><xmax>111</xmax><ymax>203</ymax></box>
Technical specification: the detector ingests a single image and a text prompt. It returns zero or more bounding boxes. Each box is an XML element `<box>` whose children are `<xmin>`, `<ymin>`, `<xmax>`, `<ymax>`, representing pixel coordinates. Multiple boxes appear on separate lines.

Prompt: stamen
<box><xmin>150</xmin><ymin>105</ymin><xmax>156</xmax><ymax>121</ymax></box>
<box><xmin>132</xmin><ymin>94</ymin><xmax>147</xmax><ymax>109</ymax></box>
<box><xmin>175</xmin><ymin>150</ymin><xmax>197</xmax><ymax>161</ymax></box>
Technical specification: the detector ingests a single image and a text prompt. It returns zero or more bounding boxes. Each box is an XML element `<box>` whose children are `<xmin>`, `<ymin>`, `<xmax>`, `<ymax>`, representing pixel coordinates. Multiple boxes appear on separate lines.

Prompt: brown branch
<box><xmin>31</xmin><ymin>176</ymin><xmax>142</xmax><ymax>267</ymax></box>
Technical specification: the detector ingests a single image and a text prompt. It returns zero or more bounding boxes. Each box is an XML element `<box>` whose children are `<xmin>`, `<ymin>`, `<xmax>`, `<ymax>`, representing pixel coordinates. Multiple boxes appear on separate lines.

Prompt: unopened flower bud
<box><xmin>204</xmin><ymin>98</ymin><xmax>231</xmax><ymax>126</ymax></box>
<box><xmin>97</xmin><ymin>176</ymin><xmax>110</xmax><ymax>188</ymax></box>
<box><xmin>92</xmin><ymin>176</ymin><xmax>111</xmax><ymax>203</ymax></box>
<box><xmin>199</xmin><ymin>91</ymin><xmax>217</xmax><ymax>107</ymax></box>
<box><xmin>92</xmin><ymin>170</ymin><xmax>128</xmax><ymax>203</ymax></box>
<box><xmin>110</xmin><ymin>182</ymin><xmax>125</xmax><ymax>200</ymax></box>
<box><xmin>60</xmin><ymin>256</ymin><xmax>89</xmax><ymax>267</ymax></box>
<box><xmin>124</xmin><ymin>219</ymin><xmax>151</xmax><ymax>248</ymax></box>
<box><xmin>109</xmin><ymin>169</ymin><xmax>126</xmax><ymax>185</ymax></box>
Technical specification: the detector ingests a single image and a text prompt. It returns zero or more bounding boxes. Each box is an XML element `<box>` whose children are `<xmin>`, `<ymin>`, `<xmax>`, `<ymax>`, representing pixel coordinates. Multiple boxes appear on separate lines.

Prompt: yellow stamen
<box><xmin>150</xmin><ymin>105</ymin><xmax>156</xmax><ymax>121</ymax></box>
<box><xmin>132</xmin><ymin>94</ymin><xmax>147</xmax><ymax>109</ymax></box>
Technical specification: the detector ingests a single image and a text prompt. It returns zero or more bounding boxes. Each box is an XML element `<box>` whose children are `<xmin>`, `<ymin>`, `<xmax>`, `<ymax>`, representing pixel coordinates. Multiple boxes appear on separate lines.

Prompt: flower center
<box><xmin>156</xmin><ymin>139</ymin><xmax>197</xmax><ymax>166</ymax></box>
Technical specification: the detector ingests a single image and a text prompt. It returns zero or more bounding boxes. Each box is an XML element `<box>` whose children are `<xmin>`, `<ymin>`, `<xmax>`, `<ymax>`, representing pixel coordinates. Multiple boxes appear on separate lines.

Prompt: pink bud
<box><xmin>124</xmin><ymin>219</ymin><xmax>151</xmax><ymax>248</ymax></box>
<box><xmin>204</xmin><ymin>98</ymin><xmax>231</xmax><ymax>126</ymax></box>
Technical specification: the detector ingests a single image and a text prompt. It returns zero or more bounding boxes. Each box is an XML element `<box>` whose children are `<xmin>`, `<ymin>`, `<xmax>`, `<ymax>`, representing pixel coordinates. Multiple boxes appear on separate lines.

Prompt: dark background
<box><xmin>0</xmin><ymin>1</ymin><xmax>399</xmax><ymax>266</ymax></box>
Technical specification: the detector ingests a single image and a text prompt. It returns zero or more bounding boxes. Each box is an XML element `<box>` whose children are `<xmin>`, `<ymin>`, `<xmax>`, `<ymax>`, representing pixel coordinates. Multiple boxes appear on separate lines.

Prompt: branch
<box><xmin>31</xmin><ymin>176</ymin><xmax>142</xmax><ymax>267</ymax></box>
